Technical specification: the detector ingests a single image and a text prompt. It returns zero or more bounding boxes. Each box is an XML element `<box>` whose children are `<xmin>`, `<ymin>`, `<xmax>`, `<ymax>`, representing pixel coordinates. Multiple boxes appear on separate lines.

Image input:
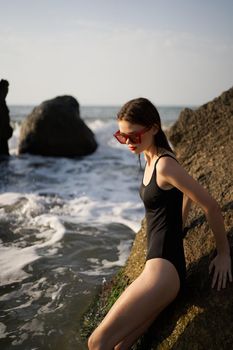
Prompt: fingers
<box><xmin>211</xmin><ymin>270</ymin><xmax>218</xmax><ymax>289</ymax></box>
<box><xmin>228</xmin><ymin>268</ymin><xmax>233</xmax><ymax>283</ymax></box>
<box><xmin>210</xmin><ymin>255</ymin><xmax>232</xmax><ymax>290</ymax></box>
<box><xmin>212</xmin><ymin>271</ymin><xmax>225</xmax><ymax>291</ymax></box>
<box><xmin>212</xmin><ymin>269</ymin><xmax>232</xmax><ymax>290</ymax></box>
<box><xmin>217</xmin><ymin>272</ymin><xmax>229</xmax><ymax>290</ymax></box>
<box><xmin>210</xmin><ymin>258</ymin><xmax>217</xmax><ymax>289</ymax></box>
<box><xmin>222</xmin><ymin>272</ymin><xmax>227</xmax><ymax>289</ymax></box>
<box><xmin>217</xmin><ymin>273</ymin><xmax>224</xmax><ymax>291</ymax></box>
<box><xmin>209</xmin><ymin>260</ymin><xmax>214</xmax><ymax>275</ymax></box>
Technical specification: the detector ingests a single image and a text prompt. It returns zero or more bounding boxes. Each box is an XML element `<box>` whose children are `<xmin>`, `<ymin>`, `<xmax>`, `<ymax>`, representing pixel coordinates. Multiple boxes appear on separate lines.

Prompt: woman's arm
<box><xmin>157</xmin><ymin>157</ymin><xmax>232</xmax><ymax>290</ymax></box>
<box><xmin>182</xmin><ymin>194</ymin><xmax>192</xmax><ymax>229</ymax></box>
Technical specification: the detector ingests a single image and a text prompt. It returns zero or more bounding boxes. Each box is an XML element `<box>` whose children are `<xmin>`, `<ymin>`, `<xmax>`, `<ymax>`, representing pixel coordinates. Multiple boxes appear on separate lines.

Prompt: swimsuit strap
<box><xmin>154</xmin><ymin>153</ymin><xmax>178</xmax><ymax>167</ymax></box>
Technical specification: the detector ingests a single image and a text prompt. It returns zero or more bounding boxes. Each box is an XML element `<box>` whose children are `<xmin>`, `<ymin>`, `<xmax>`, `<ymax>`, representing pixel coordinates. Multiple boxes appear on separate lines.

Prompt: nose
<box><xmin>125</xmin><ymin>137</ymin><xmax>130</xmax><ymax>145</ymax></box>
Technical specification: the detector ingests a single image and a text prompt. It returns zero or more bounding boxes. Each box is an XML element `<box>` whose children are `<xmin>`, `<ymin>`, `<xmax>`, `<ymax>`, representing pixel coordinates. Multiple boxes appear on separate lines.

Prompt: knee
<box><xmin>88</xmin><ymin>332</ymin><xmax>99</xmax><ymax>350</ymax></box>
<box><xmin>88</xmin><ymin>329</ymin><xmax>107</xmax><ymax>350</ymax></box>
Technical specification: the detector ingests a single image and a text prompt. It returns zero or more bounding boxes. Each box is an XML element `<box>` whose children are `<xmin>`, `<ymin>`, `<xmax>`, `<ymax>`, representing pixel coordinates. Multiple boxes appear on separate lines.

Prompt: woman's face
<box><xmin>117</xmin><ymin>120</ymin><xmax>158</xmax><ymax>154</ymax></box>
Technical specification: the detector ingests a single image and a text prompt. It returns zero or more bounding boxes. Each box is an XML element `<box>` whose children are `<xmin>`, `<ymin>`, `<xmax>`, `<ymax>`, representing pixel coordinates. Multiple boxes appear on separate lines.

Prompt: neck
<box><xmin>143</xmin><ymin>145</ymin><xmax>160</xmax><ymax>165</ymax></box>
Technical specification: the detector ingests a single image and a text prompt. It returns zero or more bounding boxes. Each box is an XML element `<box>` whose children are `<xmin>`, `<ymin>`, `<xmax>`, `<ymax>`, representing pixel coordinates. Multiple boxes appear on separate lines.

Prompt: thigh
<box><xmin>92</xmin><ymin>258</ymin><xmax>180</xmax><ymax>348</ymax></box>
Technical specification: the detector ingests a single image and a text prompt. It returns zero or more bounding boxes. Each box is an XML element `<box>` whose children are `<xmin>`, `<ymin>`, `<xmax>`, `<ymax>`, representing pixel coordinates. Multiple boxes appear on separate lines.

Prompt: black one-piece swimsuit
<box><xmin>139</xmin><ymin>154</ymin><xmax>186</xmax><ymax>289</ymax></box>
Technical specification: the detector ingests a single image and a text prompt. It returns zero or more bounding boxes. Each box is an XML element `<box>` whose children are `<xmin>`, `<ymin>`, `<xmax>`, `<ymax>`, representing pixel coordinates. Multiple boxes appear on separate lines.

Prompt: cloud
<box><xmin>2</xmin><ymin>21</ymin><xmax>233</xmax><ymax>104</ymax></box>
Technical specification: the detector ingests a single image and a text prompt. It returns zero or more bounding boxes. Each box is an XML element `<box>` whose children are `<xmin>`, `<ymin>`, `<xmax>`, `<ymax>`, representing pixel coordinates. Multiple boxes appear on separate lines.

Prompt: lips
<box><xmin>128</xmin><ymin>146</ymin><xmax>137</xmax><ymax>151</ymax></box>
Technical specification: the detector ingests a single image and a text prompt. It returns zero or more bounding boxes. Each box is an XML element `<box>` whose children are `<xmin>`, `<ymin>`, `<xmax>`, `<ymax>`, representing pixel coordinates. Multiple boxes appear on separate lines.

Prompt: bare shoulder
<box><xmin>156</xmin><ymin>152</ymin><xmax>182</xmax><ymax>175</ymax></box>
<box><xmin>156</xmin><ymin>154</ymin><xmax>217</xmax><ymax>212</ymax></box>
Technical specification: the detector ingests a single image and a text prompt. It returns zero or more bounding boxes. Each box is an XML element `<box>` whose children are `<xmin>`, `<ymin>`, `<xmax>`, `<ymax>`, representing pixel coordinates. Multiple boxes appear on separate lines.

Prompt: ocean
<box><xmin>0</xmin><ymin>104</ymin><xmax>186</xmax><ymax>349</ymax></box>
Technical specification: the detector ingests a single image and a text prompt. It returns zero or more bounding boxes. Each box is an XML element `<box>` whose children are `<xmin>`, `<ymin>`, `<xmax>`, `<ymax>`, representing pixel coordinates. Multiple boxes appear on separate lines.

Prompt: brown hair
<box><xmin>117</xmin><ymin>97</ymin><xmax>174</xmax><ymax>154</ymax></box>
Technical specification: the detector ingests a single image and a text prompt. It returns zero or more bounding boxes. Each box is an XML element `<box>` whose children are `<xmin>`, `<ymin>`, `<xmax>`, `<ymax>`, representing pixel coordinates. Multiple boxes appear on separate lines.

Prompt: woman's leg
<box><xmin>88</xmin><ymin>258</ymin><xmax>180</xmax><ymax>350</ymax></box>
<box><xmin>114</xmin><ymin>311</ymin><xmax>161</xmax><ymax>350</ymax></box>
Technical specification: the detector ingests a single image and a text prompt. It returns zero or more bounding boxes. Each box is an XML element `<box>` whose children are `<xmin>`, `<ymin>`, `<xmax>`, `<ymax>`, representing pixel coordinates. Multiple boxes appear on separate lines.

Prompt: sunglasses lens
<box><xmin>129</xmin><ymin>135</ymin><xmax>139</xmax><ymax>144</ymax></box>
<box><xmin>114</xmin><ymin>129</ymin><xmax>146</xmax><ymax>144</ymax></box>
<box><xmin>115</xmin><ymin>134</ymin><xmax>127</xmax><ymax>144</ymax></box>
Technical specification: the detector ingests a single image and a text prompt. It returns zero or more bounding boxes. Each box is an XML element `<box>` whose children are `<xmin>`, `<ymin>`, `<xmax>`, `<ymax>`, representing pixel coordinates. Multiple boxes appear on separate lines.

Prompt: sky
<box><xmin>1</xmin><ymin>0</ymin><xmax>233</xmax><ymax>106</ymax></box>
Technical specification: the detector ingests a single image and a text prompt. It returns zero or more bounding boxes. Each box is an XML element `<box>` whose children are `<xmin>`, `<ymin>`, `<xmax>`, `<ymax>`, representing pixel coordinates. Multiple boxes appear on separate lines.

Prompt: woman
<box><xmin>88</xmin><ymin>97</ymin><xmax>232</xmax><ymax>350</ymax></box>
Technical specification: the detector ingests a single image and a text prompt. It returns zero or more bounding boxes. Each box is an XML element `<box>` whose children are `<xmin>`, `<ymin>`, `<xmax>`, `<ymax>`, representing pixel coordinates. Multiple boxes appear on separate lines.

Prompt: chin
<box><xmin>128</xmin><ymin>145</ymin><xmax>143</xmax><ymax>154</ymax></box>
<box><xmin>132</xmin><ymin>148</ymin><xmax>141</xmax><ymax>154</ymax></box>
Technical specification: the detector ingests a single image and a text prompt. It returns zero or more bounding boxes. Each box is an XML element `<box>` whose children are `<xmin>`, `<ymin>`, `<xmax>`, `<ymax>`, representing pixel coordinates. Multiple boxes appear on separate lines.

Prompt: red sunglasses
<box><xmin>113</xmin><ymin>127</ymin><xmax>150</xmax><ymax>144</ymax></box>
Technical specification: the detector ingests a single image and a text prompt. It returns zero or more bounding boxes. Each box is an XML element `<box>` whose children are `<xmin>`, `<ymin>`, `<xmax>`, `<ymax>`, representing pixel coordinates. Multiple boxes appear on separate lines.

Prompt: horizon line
<box><xmin>8</xmin><ymin>103</ymin><xmax>199</xmax><ymax>108</ymax></box>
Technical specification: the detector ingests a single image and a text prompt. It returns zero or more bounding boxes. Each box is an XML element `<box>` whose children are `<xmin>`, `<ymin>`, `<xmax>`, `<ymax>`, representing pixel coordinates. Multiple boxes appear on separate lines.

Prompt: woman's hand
<box><xmin>209</xmin><ymin>254</ymin><xmax>232</xmax><ymax>291</ymax></box>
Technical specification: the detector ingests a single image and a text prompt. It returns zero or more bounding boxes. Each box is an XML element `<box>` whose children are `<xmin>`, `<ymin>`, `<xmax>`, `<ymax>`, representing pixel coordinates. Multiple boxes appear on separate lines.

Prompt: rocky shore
<box><xmin>80</xmin><ymin>87</ymin><xmax>233</xmax><ymax>349</ymax></box>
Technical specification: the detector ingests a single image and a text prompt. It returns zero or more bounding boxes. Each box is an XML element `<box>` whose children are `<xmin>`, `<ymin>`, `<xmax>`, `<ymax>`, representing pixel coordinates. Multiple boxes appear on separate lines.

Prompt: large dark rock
<box><xmin>18</xmin><ymin>95</ymin><xmax>98</xmax><ymax>157</ymax></box>
<box><xmin>168</xmin><ymin>87</ymin><xmax>233</xmax><ymax>165</ymax></box>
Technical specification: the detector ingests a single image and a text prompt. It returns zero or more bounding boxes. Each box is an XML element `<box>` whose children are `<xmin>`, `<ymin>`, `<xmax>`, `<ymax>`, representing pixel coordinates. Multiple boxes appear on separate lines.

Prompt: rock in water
<box><xmin>0</xmin><ymin>79</ymin><xmax>13</xmax><ymax>156</ymax></box>
<box><xmin>18</xmin><ymin>95</ymin><xmax>98</xmax><ymax>157</ymax></box>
